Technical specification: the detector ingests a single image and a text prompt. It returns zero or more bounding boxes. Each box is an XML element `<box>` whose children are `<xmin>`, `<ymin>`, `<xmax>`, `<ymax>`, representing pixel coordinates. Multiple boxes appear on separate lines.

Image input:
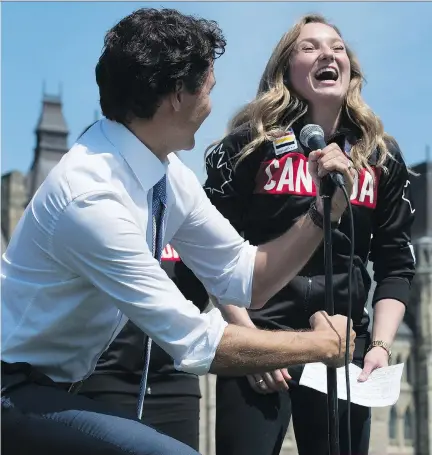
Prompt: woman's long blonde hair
<box><xmin>209</xmin><ymin>14</ymin><xmax>393</xmax><ymax>173</ymax></box>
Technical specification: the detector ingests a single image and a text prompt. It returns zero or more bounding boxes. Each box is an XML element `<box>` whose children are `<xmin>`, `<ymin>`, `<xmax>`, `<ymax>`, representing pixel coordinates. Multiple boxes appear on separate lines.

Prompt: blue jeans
<box><xmin>1</xmin><ymin>363</ymin><xmax>199</xmax><ymax>455</ymax></box>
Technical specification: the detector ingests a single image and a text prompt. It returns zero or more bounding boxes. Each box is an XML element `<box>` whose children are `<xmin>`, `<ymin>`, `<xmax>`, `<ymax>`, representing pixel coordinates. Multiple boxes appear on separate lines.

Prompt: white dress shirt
<box><xmin>1</xmin><ymin>119</ymin><xmax>257</xmax><ymax>382</ymax></box>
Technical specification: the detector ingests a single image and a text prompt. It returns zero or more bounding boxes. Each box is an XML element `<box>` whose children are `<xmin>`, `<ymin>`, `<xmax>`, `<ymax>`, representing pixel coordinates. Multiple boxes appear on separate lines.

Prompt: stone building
<box><xmin>1</xmin><ymin>93</ymin><xmax>69</xmax><ymax>244</ymax></box>
<box><xmin>2</xmin><ymin>95</ymin><xmax>431</xmax><ymax>455</ymax></box>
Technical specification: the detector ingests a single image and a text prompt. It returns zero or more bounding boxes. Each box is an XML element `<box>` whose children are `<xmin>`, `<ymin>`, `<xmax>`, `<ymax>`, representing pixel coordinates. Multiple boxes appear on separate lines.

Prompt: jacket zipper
<box><xmin>304</xmin><ymin>277</ymin><xmax>312</xmax><ymax>315</ymax></box>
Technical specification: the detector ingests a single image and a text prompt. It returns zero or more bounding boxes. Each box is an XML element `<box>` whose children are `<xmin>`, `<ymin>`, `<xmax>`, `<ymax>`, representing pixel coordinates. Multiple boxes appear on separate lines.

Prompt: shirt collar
<box><xmin>100</xmin><ymin>118</ymin><xmax>167</xmax><ymax>191</ymax></box>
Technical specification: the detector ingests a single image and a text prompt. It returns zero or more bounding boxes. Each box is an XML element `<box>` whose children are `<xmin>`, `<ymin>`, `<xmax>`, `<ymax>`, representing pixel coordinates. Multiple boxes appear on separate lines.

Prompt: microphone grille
<box><xmin>299</xmin><ymin>124</ymin><xmax>325</xmax><ymax>148</ymax></box>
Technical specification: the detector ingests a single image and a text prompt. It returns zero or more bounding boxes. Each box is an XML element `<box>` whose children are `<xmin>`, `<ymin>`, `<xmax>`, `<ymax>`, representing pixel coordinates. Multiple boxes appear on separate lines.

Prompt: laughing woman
<box><xmin>200</xmin><ymin>14</ymin><xmax>416</xmax><ymax>455</ymax></box>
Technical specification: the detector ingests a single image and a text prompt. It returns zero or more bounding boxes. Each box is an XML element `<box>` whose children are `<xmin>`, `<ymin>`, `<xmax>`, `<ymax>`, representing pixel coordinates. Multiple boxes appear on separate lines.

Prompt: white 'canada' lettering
<box><xmin>161</xmin><ymin>244</ymin><xmax>180</xmax><ymax>261</ymax></box>
<box><xmin>255</xmin><ymin>153</ymin><xmax>379</xmax><ymax>208</ymax></box>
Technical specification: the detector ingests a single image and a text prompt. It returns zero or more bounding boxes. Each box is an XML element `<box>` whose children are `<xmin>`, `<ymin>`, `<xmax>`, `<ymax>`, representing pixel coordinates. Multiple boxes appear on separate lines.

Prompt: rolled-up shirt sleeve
<box><xmin>170</xmin><ymin>167</ymin><xmax>258</xmax><ymax>309</ymax></box>
<box><xmin>53</xmin><ymin>191</ymin><xmax>227</xmax><ymax>375</ymax></box>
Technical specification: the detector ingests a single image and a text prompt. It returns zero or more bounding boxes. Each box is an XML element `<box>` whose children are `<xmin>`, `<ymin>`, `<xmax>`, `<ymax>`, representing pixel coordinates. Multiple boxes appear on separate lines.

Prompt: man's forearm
<box><xmin>210</xmin><ymin>324</ymin><xmax>331</xmax><ymax>376</ymax></box>
<box><xmin>372</xmin><ymin>298</ymin><xmax>406</xmax><ymax>345</ymax></box>
<box><xmin>251</xmin><ymin>213</ymin><xmax>323</xmax><ymax>308</ymax></box>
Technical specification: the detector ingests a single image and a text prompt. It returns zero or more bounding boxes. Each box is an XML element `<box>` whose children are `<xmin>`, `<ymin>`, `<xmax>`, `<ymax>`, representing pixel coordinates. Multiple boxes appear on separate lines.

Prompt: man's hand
<box><xmin>246</xmin><ymin>368</ymin><xmax>292</xmax><ymax>394</ymax></box>
<box><xmin>310</xmin><ymin>311</ymin><xmax>355</xmax><ymax>368</ymax></box>
<box><xmin>357</xmin><ymin>347</ymin><xmax>389</xmax><ymax>382</ymax></box>
<box><xmin>308</xmin><ymin>143</ymin><xmax>356</xmax><ymax>221</ymax></box>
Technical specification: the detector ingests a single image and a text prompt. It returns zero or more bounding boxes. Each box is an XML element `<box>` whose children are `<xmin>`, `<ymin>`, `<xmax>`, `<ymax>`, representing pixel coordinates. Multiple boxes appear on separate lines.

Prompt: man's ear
<box><xmin>170</xmin><ymin>80</ymin><xmax>185</xmax><ymax>112</ymax></box>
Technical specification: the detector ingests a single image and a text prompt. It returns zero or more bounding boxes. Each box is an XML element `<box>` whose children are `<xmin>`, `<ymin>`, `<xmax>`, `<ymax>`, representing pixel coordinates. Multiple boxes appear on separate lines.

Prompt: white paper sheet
<box><xmin>299</xmin><ymin>362</ymin><xmax>404</xmax><ymax>407</ymax></box>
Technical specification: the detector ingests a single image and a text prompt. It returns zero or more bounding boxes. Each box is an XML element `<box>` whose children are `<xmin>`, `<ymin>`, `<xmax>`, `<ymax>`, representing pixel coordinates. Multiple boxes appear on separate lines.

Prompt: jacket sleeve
<box><xmin>203</xmin><ymin>131</ymin><xmax>257</xmax><ymax>233</ymax></box>
<box><xmin>369</xmin><ymin>140</ymin><xmax>416</xmax><ymax>307</ymax></box>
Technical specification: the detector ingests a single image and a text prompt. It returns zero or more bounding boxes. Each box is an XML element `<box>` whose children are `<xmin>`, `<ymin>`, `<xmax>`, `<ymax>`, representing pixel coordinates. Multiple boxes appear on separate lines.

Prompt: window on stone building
<box><xmin>404</xmin><ymin>407</ymin><xmax>414</xmax><ymax>442</ymax></box>
<box><xmin>389</xmin><ymin>406</ymin><xmax>398</xmax><ymax>441</ymax></box>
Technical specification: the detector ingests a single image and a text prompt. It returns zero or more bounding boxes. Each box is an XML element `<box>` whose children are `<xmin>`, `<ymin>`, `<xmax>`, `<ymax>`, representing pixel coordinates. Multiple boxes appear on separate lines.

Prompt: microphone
<box><xmin>299</xmin><ymin>124</ymin><xmax>345</xmax><ymax>188</ymax></box>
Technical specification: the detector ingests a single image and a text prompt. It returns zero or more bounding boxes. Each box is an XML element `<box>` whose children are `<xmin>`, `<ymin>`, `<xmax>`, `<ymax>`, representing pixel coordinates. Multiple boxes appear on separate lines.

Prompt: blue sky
<box><xmin>2</xmin><ymin>1</ymin><xmax>432</xmax><ymax>182</ymax></box>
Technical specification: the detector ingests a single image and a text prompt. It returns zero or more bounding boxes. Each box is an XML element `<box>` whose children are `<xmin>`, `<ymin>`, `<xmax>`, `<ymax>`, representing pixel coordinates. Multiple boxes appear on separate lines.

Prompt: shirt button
<box><xmin>146</xmin><ymin>387</ymin><xmax>152</xmax><ymax>395</ymax></box>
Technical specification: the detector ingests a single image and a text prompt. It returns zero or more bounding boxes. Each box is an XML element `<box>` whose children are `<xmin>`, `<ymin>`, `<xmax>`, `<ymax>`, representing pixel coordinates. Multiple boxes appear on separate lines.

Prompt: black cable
<box><xmin>340</xmin><ymin>184</ymin><xmax>354</xmax><ymax>455</ymax></box>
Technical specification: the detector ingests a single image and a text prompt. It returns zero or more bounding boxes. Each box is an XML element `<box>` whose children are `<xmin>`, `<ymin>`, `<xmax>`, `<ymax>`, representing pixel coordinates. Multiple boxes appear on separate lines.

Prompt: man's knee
<box><xmin>123</xmin><ymin>424</ymin><xmax>200</xmax><ymax>455</ymax></box>
<box><xmin>61</xmin><ymin>409</ymin><xmax>200</xmax><ymax>455</ymax></box>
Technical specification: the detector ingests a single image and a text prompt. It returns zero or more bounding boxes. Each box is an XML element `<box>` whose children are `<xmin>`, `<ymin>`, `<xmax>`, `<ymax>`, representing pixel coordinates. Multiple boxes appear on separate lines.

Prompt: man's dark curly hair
<box><xmin>96</xmin><ymin>8</ymin><xmax>226</xmax><ymax>123</ymax></box>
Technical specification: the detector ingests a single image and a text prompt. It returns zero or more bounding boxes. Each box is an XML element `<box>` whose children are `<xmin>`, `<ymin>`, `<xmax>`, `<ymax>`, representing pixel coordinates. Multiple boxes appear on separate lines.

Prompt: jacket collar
<box><xmin>290</xmin><ymin>115</ymin><xmax>378</xmax><ymax>165</ymax></box>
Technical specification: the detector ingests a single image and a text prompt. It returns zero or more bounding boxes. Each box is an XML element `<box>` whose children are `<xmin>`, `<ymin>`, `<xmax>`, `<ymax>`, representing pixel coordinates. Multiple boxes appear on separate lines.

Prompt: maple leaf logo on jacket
<box><xmin>204</xmin><ymin>143</ymin><xmax>233</xmax><ymax>195</ymax></box>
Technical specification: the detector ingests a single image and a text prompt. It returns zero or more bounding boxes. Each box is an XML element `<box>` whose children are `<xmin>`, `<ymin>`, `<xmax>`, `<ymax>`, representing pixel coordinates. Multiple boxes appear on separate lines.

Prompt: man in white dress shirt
<box><xmin>1</xmin><ymin>8</ymin><xmax>356</xmax><ymax>455</ymax></box>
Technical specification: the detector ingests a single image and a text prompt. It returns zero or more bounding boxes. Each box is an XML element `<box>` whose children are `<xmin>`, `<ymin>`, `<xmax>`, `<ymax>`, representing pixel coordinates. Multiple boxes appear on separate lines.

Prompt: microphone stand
<box><xmin>320</xmin><ymin>175</ymin><xmax>340</xmax><ymax>455</ymax></box>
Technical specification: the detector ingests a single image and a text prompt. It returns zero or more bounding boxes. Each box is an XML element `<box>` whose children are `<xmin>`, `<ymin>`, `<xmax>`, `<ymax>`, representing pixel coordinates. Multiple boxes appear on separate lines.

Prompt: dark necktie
<box><xmin>137</xmin><ymin>175</ymin><xmax>167</xmax><ymax>419</ymax></box>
